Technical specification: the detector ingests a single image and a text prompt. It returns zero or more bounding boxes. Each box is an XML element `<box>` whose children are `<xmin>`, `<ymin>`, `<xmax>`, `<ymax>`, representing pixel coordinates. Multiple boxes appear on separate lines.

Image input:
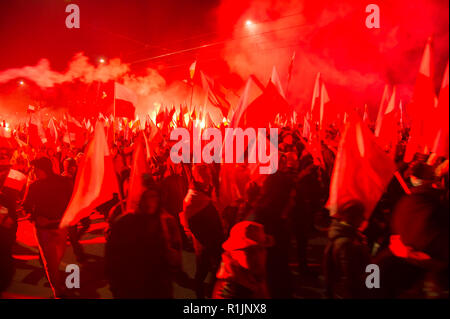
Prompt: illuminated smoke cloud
<box><xmin>0</xmin><ymin>53</ymin><xmax>129</xmax><ymax>88</ymax></box>
<box><xmin>214</xmin><ymin>0</ymin><xmax>449</xmax><ymax>114</ymax></box>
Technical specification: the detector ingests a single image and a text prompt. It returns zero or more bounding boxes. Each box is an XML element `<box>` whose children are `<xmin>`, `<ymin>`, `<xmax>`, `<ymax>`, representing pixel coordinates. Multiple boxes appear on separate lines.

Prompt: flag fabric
<box><xmin>377</xmin><ymin>87</ymin><xmax>400</xmax><ymax>151</ymax></box>
<box><xmin>363</xmin><ymin>104</ymin><xmax>370</xmax><ymax>124</ymax></box>
<box><xmin>431</xmin><ymin>61</ymin><xmax>449</xmax><ymax>158</ymax></box>
<box><xmin>238</xmin><ymin>81</ymin><xmax>290</xmax><ymax>129</ymax></box>
<box><xmin>311</xmin><ymin>73</ymin><xmax>321</xmax><ymax>125</ymax></box>
<box><xmin>200</xmin><ymin>71</ymin><xmax>231</xmax><ymax>117</ymax></box>
<box><xmin>287</xmin><ymin>51</ymin><xmax>296</xmax><ymax>84</ymax></box>
<box><xmin>302</xmin><ymin>112</ymin><xmax>311</xmax><ymax>139</ymax></box>
<box><xmin>47</xmin><ymin>118</ymin><xmax>59</xmax><ymax>146</ymax></box>
<box><xmin>319</xmin><ymin>82</ymin><xmax>331</xmax><ymax>130</ymax></box>
<box><xmin>126</xmin><ymin>133</ymin><xmax>151</xmax><ymax>213</ymax></box>
<box><xmin>114</xmin><ymin>82</ymin><xmax>137</xmax><ymax>119</ymax></box>
<box><xmin>67</xmin><ymin>114</ymin><xmax>85</xmax><ymax>148</ymax></box>
<box><xmin>189</xmin><ymin>61</ymin><xmax>197</xmax><ymax>80</ymax></box>
<box><xmin>3</xmin><ymin>169</ymin><xmax>27</xmax><ymax>191</ymax></box>
<box><xmin>405</xmin><ymin>37</ymin><xmax>437</xmax><ymax>161</ymax></box>
<box><xmin>375</xmin><ymin>84</ymin><xmax>391</xmax><ymax>137</ymax></box>
<box><xmin>27</xmin><ymin>105</ymin><xmax>36</xmax><ymax>114</ymax></box>
<box><xmin>326</xmin><ymin>114</ymin><xmax>396</xmax><ymax>219</ymax></box>
<box><xmin>271</xmin><ymin>66</ymin><xmax>286</xmax><ymax>98</ymax></box>
<box><xmin>28</xmin><ymin>112</ymin><xmax>47</xmax><ymax>147</ymax></box>
<box><xmin>60</xmin><ymin>121</ymin><xmax>120</xmax><ymax>228</ymax></box>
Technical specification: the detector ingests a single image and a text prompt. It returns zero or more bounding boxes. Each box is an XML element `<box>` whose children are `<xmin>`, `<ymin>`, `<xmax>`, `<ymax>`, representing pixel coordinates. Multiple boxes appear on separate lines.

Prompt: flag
<box><xmin>311</xmin><ymin>73</ymin><xmax>321</xmax><ymax>125</ymax></box>
<box><xmin>200</xmin><ymin>71</ymin><xmax>231</xmax><ymax>117</ymax></box>
<box><xmin>375</xmin><ymin>84</ymin><xmax>391</xmax><ymax>137</ymax></box>
<box><xmin>67</xmin><ymin>114</ymin><xmax>85</xmax><ymax>148</ymax></box>
<box><xmin>127</xmin><ymin>133</ymin><xmax>151</xmax><ymax>213</ymax></box>
<box><xmin>377</xmin><ymin>87</ymin><xmax>400</xmax><ymax>151</ymax></box>
<box><xmin>47</xmin><ymin>118</ymin><xmax>59</xmax><ymax>146</ymax></box>
<box><xmin>431</xmin><ymin>61</ymin><xmax>449</xmax><ymax>158</ymax></box>
<box><xmin>27</xmin><ymin>105</ymin><xmax>36</xmax><ymax>114</ymax></box>
<box><xmin>189</xmin><ymin>61</ymin><xmax>197</xmax><ymax>80</ymax></box>
<box><xmin>405</xmin><ymin>37</ymin><xmax>436</xmax><ymax>161</ymax></box>
<box><xmin>28</xmin><ymin>112</ymin><xmax>47</xmax><ymax>147</ymax></box>
<box><xmin>60</xmin><ymin>121</ymin><xmax>120</xmax><ymax>228</ymax></box>
<box><xmin>114</xmin><ymin>82</ymin><xmax>137</xmax><ymax>119</ymax></box>
<box><xmin>238</xmin><ymin>81</ymin><xmax>290</xmax><ymax>129</ymax></box>
<box><xmin>271</xmin><ymin>66</ymin><xmax>286</xmax><ymax>98</ymax></box>
<box><xmin>302</xmin><ymin>112</ymin><xmax>311</xmax><ymax>139</ymax></box>
<box><xmin>326</xmin><ymin>114</ymin><xmax>396</xmax><ymax>219</ymax></box>
<box><xmin>319</xmin><ymin>82</ymin><xmax>331</xmax><ymax>130</ymax></box>
<box><xmin>3</xmin><ymin>169</ymin><xmax>27</xmax><ymax>191</ymax></box>
<box><xmin>363</xmin><ymin>104</ymin><xmax>370</xmax><ymax>124</ymax></box>
<box><xmin>287</xmin><ymin>51</ymin><xmax>296</xmax><ymax>84</ymax></box>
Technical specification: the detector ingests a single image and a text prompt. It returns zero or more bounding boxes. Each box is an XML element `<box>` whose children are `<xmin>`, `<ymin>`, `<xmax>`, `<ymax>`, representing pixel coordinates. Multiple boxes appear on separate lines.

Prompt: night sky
<box><xmin>0</xmin><ymin>0</ymin><xmax>448</xmax><ymax>118</ymax></box>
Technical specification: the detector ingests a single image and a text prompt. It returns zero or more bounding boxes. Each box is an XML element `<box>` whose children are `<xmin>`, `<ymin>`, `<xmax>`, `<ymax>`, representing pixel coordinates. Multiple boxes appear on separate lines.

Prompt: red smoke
<box><xmin>213</xmin><ymin>0</ymin><xmax>449</xmax><ymax>117</ymax></box>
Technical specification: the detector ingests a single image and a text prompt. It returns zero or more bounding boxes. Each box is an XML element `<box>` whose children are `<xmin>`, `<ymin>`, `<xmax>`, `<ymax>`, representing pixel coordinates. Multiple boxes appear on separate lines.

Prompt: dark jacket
<box><xmin>23</xmin><ymin>174</ymin><xmax>73</xmax><ymax>229</ymax></box>
<box><xmin>105</xmin><ymin>211</ymin><xmax>177</xmax><ymax>299</ymax></box>
<box><xmin>391</xmin><ymin>186</ymin><xmax>449</xmax><ymax>264</ymax></box>
<box><xmin>324</xmin><ymin>219</ymin><xmax>371</xmax><ymax>299</ymax></box>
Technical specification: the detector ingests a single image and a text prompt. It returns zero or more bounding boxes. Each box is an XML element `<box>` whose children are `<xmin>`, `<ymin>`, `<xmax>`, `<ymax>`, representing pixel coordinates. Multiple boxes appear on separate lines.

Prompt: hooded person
<box><xmin>105</xmin><ymin>182</ymin><xmax>182</xmax><ymax>299</ymax></box>
<box><xmin>251</xmin><ymin>151</ymin><xmax>297</xmax><ymax>298</ymax></box>
<box><xmin>181</xmin><ymin>164</ymin><xmax>224</xmax><ymax>298</ymax></box>
<box><xmin>375</xmin><ymin>162</ymin><xmax>449</xmax><ymax>298</ymax></box>
<box><xmin>212</xmin><ymin>221</ymin><xmax>273</xmax><ymax>299</ymax></box>
<box><xmin>323</xmin><ymin>200</ymin><xmax>372</xmax><ymax>299</ymax></box>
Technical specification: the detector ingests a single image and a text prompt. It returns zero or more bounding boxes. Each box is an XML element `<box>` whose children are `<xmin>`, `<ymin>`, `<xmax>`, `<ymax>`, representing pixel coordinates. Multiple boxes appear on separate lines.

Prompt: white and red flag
<box><xmin>60</xmin><ymin>121</ymin><xmax>120</xmax><ymax>228</ymax></box>
<box><xmin>404</xmin><ymin>37</ymin><xmax>437</xmax><ymax>161</ymax></box>
<box><xmin>326</xmin><ymin>114</ymin><xmax>396</xmax><ymax>220</ymax></box>
<box><xmin>67</xmin><ymin>114</ymin><xmax>85</xmax><ymax>148</ymax></box>
<box><xmin>3</xmin><ymin>169</ymin><xmax>27</xmax><ymax>191</ymax></box>
<box><xmin>375</xmin><ymin>84</ymin><xmax>391</xmax><ymax>137</ymax></box>
<box><xmin>377</xmin><ymin>87</ymin><xmax>401</xmax><ymax>152</ymax></box>
<box><xmin>114</xmin><ymin>82</ymin><xmax>137</xmax><ymax>119</ymax></box>
<box><xmin>126</xmin><ymin>133</ymin><xmax>151</xmax><ymax>213</ymax></box>
<box><xmin>431</xmin><ymin>60</ymin><xmax>449</xmax><ymax>158</ymax></box>
<box><xmin>28</xmin><ymin>112</ymin><xmax>47</xmax><ymax>147</ymax></box>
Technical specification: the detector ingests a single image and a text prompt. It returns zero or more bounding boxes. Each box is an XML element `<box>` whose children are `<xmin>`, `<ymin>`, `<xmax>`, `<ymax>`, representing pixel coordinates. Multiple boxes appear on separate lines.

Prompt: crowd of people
<box><xmin>0</xmin><ymin>114</ymin><xmax>448</xmax><ymax>299</ymax></box>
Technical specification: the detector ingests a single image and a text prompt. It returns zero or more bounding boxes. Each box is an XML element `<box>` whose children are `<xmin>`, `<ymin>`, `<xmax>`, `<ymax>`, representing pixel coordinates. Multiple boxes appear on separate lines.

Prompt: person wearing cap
<box><xmin>212</xmin><ymin>221</ymin><xmax>273</xmax><ymax>299</ymax></box>
<box><xmin>22</xmin><ymin>157</ymin><xmax>73</xmax><ymax>298</ymax></box>
<box><xmin>323</xmin><ymin>200</ymin><xmax>372</xmax><ymax>299</ymax></box>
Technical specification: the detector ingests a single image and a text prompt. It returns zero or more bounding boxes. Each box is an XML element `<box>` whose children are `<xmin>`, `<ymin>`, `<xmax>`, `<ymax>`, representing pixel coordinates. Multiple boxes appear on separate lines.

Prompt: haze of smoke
<box><xmin>215</xmin><ymin>0</ymin><xmax>449</xmax><ymax>115</ymax></box>
<box><xmin>0</xmin><ymin>53</ymin><xmax>129</xmax><ymax>88</ymax></box>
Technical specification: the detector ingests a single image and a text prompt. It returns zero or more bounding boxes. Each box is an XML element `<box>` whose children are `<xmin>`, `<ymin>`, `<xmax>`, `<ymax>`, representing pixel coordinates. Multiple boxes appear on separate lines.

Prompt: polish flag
<box><xmin>60</xmin><ymin>122</ymin><xmax>120</xmax><ymax>228</ymax></box>
<box><xmin>126</xmin><ymin>133</ymin><xmax>151</xmax><ymax>213</ymax></box>
<box><xmin>271</xmin><ymin>66</ymin><xmax>286</xmax><ymax>99</ymax></box>
<box><xmin>405</xmin><ymin>37</ymin><xmax>437</xmax><ymax>161</ymax></box>
<box><xmin>28</xmin><ymin>112</ymin><xmax>47</xmax><ymax>147</ymax></box>
<box><xmin>375</xmin><ymin>84</ymin><xmax>391</xmax><ymax>137</ymax></box>
<box><xmin>326</xmin><ymin>114</ymin><xmax>396</xmax><ymax>220</ymax></box>
<box><xmin>47</xmin><ymin>118</ymin><xmax>59</xmax><ymax>145</ymax></box>
<box><xmin>377</xmin><ymin>87</ymin><xmax>401</xmax><ymax>151</ymax></box>
<box><xmin>114</xmin><ymin>82</ymin><xmax>137</xmax><ymax>119</ymax></box>
<box><xmin>3</xmin><ymin>169</ymin><xmax>27</xmax><ymax>191</ymax></box>
<box><xmin>431</xmin><ymin>61</ymin><xmax>449</xmax><ymax>158</ymax></box>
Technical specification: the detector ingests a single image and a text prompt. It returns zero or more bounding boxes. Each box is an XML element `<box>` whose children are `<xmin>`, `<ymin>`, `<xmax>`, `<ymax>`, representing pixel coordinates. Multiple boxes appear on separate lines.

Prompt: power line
<box><xmin>123</xmin><ymin>11</ymin><xmax>306</xmax><ymax>59</ymax></box>
<box><xmin>131</xmin><ymin>22</ymin><xmax>309</xmax><ymax>65</ymax></box>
